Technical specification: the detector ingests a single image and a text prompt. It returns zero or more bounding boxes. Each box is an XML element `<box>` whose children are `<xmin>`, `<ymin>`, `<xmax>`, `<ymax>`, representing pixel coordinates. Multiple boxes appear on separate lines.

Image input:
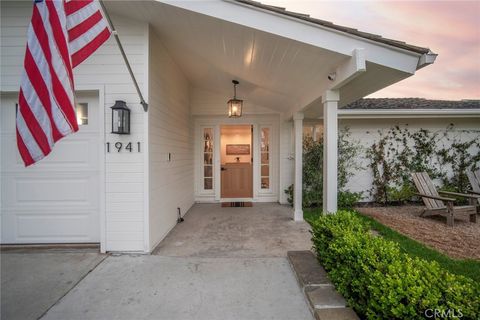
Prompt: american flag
<box><xmin>17</xmin><ymin>0</ymin><xmax>111</xmax><ymax>166</ymax></box>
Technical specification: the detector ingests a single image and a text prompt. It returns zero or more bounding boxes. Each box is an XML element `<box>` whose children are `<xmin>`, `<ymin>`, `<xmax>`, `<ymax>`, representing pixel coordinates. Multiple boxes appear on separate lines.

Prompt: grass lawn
<box><xmin>304</xmin><ymin>208</ymin><xmax>480</xmax><ymax>283</ymax></box>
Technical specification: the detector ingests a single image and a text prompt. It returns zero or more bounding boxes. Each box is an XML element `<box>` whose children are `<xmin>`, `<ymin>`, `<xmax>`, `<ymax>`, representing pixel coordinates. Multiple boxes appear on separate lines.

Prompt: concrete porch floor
<box><xmin>153</xmin><ymin>203</ymin><xmax>312</xmax><ymax>257</ymax></box>
<box><xmin>3</xmin><ymin>203</ymin><xmax>314</xmax><ymax>320</ymax></box>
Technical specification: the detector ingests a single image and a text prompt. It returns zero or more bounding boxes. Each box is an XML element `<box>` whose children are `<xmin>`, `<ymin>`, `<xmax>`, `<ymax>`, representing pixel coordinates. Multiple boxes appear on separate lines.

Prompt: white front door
<box><xmin>1</xmin><ymin>92</ymin><xmax>101</xmax><ymax>244</ymax></box>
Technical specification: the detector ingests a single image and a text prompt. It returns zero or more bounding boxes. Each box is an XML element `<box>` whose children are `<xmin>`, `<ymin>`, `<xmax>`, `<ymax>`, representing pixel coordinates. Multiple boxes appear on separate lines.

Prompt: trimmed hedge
<box><xmin>310</xmin><ymin>211</ymin><xmax>480</xmax><ymax>319</ymax></box>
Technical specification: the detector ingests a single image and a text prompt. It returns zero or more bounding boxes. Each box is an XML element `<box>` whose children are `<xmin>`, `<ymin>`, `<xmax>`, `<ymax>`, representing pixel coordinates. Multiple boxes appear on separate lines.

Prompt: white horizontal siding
<box><xmin>148</xmin><ymin>26</ymin><xmax>194</xmax><ymax>251</ymax></box>
<box><xmin>1</xmin><ymin>1</ymin><xmax>149</xmax><ymax>252</ymax></box>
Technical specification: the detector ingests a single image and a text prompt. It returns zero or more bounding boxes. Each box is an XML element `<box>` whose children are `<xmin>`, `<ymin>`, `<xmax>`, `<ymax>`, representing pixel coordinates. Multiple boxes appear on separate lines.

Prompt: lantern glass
<box><xmin>227</xmin><ymin>99</ymin><xmax>243</xmax><ymax>118</ymax></box>
<box><xmin>111</xmin><ymin>100</ymin><xmax>131</xmax><ymax>134</ymax></box>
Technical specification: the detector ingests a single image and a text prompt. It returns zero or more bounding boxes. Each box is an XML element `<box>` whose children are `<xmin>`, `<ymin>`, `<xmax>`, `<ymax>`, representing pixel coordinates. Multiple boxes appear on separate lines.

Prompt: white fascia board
<box><xmin>417</xmin><ymin>52</ymin><xmax>438</xmax><ymax>69</ymax></box>
<box><xmin>329</xmin><ymin>48</ymin><xmax>366</xmax><ymax>90</ymax></box>
<box><xmin>158</xmin><ymin>0</ymin><xmax>421</xmax><ymax>74</ymax></box>
<box><xmin>337</xmin><ymin>109</ymin><xmax>480</xmax><ymax>119</ymax></box>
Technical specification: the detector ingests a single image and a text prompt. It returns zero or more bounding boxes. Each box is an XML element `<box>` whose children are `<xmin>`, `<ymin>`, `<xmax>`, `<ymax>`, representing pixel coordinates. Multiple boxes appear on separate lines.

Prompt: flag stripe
<box><xmin>17</xmin><ymin>129</ymin><xmax>35</xmax><ymax>166</ymax></box>
<box><xmin>33</xmin><ymin>4</ymin><xmax>78</xmax><ymax>133</ymax></box>
<box><xmin>69</xmin><ymin>17</ymin><xmax>108</xmax><ymax>56</ymax></box>
<box><xmin>64</xmin><ymin>0</ymin><xmax>93</xmax><ymax>16</ymax></box>
<box><xmin>17</xmin><ymin>109</ymin><xmax>46</xmax><ymax>163</ymax></box>
<box><xmin>71</xmin><ymin>27</ymin><xmax>110</xmax><ymax>67</ymax></box>
<box><xmin>26</xmin><ymin>31</ymin><xmax>72</xmax><ymax>138</ymax></box>
<box><xmin>23</xmin><ymin>46</ymin><xmax>63</xmax><ymax>141</ymax></box>
<box><xmin>21</xmin><ymin>68</ymin><xmax>56</xmax><ymax>145</ymax></box>
<box><xmin>17</xmin><ymin>0</ymin><xmax>110</xmax><ymax>166</ymax></box>
<box><xmin>68</xmin><ymin>10</ymin><xmax>102</xmax><ymax>41</ymax></box>
<box><xmin>45</xmin><ymin>0</ymin><xmax>74</xmax><ymax>84</ymax></box>
<box><xmin>66</xmin><ymin>0</ymin><xmax>99</xmax><ymax>29</ymax></box>
<box><xmin>19</xmin><ymin>90</ymin><xmax>52</xmax><ymax>156</ymax></box>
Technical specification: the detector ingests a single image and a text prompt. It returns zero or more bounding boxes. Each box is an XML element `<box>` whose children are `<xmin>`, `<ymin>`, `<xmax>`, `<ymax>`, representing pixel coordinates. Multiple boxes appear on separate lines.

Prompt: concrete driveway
<box><xmin>1</xmin><ymin>249</ymin><xmax>106</xmax><ymax>320</ymax></box>
<box><xmin>4</xmin><ymin>204</ymin><xmax>314</xmax><ymax>320</ymax></box>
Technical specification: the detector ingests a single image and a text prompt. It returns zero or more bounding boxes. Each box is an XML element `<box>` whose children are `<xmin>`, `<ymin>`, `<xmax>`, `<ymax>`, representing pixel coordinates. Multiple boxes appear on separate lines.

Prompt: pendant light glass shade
<box><xmin>228</xmin><ymin>80</ymin><xmax>243</xmax><ymax>118</ymax></box>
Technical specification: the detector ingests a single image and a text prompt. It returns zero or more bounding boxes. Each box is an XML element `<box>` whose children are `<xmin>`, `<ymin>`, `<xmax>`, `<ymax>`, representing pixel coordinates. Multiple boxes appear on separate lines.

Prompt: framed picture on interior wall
<box><xmin>226</xmin><ymin>144</ymin><xmax>250</xmax><ymax>155</ymax></box>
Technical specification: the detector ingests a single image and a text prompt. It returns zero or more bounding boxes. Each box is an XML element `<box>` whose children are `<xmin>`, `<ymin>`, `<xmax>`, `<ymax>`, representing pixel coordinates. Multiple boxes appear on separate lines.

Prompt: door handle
<box><xmin>221</xmin><ymin>167</ymin><xmax>226</xmax><ymax>171</ymax></box>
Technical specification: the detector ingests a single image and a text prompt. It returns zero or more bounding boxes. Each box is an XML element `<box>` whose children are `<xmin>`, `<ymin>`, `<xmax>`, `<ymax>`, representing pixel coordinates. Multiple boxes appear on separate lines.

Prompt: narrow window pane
<box><xmin>261</xmin><ymin>128</ymin><xmax>270</xmax><ymax>189</ymax></box>
<box><xmin>203</xmin><ymin>128</ymin><xmax>214</xmax><ymax>190</ymax></box>
<box><xmin>204</xmin><ymin>153</ymin><xmax>212</xmax><ymax>165</ymax></box>
<box><xmin>261</xmin><ymin>153</ymin><xmax>269</xmax><ymax>164</ymax></box>
<box><xmin>204</xmin><ymin>178</ymin><xmax>213</xmax><ymax>190</ymax></box>
<box><xmin>261</xmin><ymin>178</ymin><xmax>269</xmax><ymax>189</ymax></box>
<box><xmin>261</xmin><ymin>165</ymin><xmax>269</xmax><ymax>177</ymax></box>
<box><xmin>204</xmin><ymin>166</ymin><xmax>212</xmax><ymax>178</ymax></box>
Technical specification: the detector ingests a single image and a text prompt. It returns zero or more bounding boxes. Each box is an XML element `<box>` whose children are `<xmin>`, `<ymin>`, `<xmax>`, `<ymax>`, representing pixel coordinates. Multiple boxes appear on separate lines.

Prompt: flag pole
<box><xmin>98</xmin><ymin>0</ymin><xmax>148</xmax><ymax>112</ymax></box>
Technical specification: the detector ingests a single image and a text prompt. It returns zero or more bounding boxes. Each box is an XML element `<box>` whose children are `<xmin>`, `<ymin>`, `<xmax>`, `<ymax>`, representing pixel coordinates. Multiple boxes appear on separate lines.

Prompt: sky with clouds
<box><xmin>263</xmin><ymin>0</ymin><xmax>480</xmax><ymax>100</ymax></box>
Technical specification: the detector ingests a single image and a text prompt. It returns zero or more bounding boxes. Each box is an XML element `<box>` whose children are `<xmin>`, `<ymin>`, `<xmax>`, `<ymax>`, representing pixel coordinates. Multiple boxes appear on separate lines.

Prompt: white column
<box><xmin>293</xmin><ymin>113</ymin><xmax>304</xmax><ymax>221</ymax></box>
<box><xmin>322</xmin><ymin>90</ymin><xmax>340</xmax><ymax>213</ymax></box>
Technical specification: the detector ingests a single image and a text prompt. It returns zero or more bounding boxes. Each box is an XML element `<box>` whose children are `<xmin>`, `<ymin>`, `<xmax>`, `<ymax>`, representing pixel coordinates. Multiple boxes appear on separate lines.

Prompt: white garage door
<box><xmin>1</xmin><ymin>91</ymin><xmax>101</xmax><ymax>244</ymax></box>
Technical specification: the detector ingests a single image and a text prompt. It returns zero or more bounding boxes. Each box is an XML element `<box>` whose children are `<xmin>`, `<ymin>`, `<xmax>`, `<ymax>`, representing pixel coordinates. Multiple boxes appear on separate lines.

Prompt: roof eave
<box><xmin>417</xmin><ymin>51</ymin><xmax>438</xmax><ymax>70</ymax></box>
<box><xmin>337</xmin><ymin>108</ymin><xmax>480</xmax><ymax>119</ymax></box>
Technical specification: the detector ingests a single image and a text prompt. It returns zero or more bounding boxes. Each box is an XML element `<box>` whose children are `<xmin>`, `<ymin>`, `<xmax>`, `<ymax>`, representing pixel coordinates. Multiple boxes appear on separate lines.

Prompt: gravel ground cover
<box><xmin>356</xmin><ymin>205</ymin><xmax>480</xmax><ymax>260</ymax></box>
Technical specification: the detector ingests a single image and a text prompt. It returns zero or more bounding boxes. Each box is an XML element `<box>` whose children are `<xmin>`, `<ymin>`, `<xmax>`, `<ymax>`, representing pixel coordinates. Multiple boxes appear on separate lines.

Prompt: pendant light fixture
<box><xmin>227</xmin><ymin>80</ymin><xmax>243</xmax><ymax>118</ymax></box>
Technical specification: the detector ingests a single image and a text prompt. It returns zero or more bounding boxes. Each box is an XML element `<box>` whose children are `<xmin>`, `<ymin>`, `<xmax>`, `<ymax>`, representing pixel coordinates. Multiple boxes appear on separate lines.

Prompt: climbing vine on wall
<box><xmin>367</xmin><ymin>124</ymin><xmax>480</xmax><ymax>204</ymax></box>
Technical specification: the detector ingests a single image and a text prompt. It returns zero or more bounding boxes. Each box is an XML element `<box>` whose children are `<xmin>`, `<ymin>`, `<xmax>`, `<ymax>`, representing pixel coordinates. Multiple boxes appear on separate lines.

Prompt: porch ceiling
<box><xmin>105</xmin><ymin>0</ymin><xmax>429</xmax><ymax>118</ymax></box>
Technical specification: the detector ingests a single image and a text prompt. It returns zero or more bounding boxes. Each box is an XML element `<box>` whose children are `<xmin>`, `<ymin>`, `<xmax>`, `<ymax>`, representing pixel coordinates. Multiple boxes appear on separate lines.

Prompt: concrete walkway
<box><xmin>5</xmin><ymin>204</ymin><xmax>314</xmax><ymax>320</ymax></box>
<box><xmin>42</xmin><ymin>255</ymin><xmax>313</xmax><ymax>320</ymax></box>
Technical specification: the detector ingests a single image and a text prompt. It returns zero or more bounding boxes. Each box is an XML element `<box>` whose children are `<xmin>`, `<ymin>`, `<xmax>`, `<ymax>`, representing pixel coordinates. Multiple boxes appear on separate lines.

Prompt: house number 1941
<box><xmin>106</xmin><ymin>142</ymin><xmax>141</xmax><ymax>153</ymax></box>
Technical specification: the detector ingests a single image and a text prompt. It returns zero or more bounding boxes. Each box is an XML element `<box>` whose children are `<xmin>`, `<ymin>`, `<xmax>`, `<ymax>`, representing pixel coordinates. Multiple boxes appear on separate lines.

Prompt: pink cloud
<box><xmin>264</xmin><ymin>1</ymin><xmax>480</xmax><ymax>100</ymax></box>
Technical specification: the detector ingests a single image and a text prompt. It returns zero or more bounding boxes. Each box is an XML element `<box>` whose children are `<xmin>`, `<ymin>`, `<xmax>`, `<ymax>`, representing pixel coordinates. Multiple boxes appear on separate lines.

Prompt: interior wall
<box><xmin>148</xmin><ymin>26</ymin><xmax>194</xmax><ymax>251</ymax></box>
<box><xmin>220</xmin><ymin>126</ymin><xmax>252</xmax><ymax>164</ymax></box>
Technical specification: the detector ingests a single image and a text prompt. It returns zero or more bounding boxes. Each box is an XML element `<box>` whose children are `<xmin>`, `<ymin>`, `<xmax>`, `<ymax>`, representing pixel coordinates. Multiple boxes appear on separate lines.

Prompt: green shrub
<box><xmin>338</xmin><ymin>191</ymin><xmax>363</xmax><ymax>209</ymax></box>
<box><xmin>285</xmin><ymin>128</ymin><xmax>364</xmax><ymax>208</ymax></box>
<box><xmin>310</xmin><ymin>211</ymin><xmax>480</xmax><ymax>319</ymax></box>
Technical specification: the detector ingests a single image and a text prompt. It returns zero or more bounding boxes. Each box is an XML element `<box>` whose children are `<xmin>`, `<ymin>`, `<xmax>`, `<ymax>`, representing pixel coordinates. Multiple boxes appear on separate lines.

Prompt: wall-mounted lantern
<box><xmin>111</xmin><ymin>100</ymin><xmax>130</xmax><ymax>134</ymax></box>
<box><xmin>227</xmin><ymin>80</ymin><xmax>243</xmax><ymax>118</ymax></box>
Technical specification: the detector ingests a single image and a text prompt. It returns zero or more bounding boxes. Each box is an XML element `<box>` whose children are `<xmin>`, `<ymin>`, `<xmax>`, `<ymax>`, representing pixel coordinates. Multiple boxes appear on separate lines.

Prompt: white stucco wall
<box><xmin>1</xmin><ymin>2</ymin><xmax>149</xmax><ymax>251</ymax></box>
<box><xmin>340</xmin><ymin>117</ymin><xmax>480</xmax><ymax>201</ymax></box>
<box><xmin>301</xmin><ymin>117</ymin><xmax>480</xmax><ymax>202</ymax></box>
<box><xmin>147</xmin><ymin>27</ymin><xmax>194</xmax><ymax>251</ymax></box>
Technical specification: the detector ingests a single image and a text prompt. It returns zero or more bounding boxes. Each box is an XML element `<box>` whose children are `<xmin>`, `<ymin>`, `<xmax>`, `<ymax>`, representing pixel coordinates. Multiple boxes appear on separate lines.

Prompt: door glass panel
<box><xmin>260</xmin><ymin>128</ymin><xmax>270</xmax><ymax>189</ymax></box>
<box><xmin>203</xmin><ymin>128</ymin><xmax>214</xmax><ymax>190</ymax></box>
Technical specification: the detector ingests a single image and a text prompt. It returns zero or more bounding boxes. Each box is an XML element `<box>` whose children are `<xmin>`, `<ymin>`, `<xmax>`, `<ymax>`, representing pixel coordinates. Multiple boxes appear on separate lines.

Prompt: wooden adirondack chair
<box><xmin>467</xmin><ymin>169</ymin><xmax>480</xmax><ymax>196</ymax></box>
<box><xmin>411</xmin><ymin>172</ymin><xmax>478</xmax><ymax>226</ymax></box>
